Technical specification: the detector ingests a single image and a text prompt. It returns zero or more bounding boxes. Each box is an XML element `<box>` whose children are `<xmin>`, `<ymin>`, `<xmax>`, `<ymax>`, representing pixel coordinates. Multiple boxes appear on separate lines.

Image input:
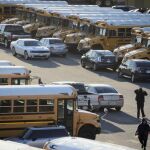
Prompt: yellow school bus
<box><xmin>0</xmin><ymin>2</ymin><xmax>16</xmax><ymax>22</ymax></box>
<box><xmin>122</xmin><ymin>32</ymin><xmax>150</xmax><ymax>62</ymax></box>
<box><xmin>0</xmin><ymin>0</ymin><xmax>42</xmax><ymax>22</ymax></box>
<box><xmin>113</xmin><ymin>27</ymin><xmax>150</xmax><ymax>62</ymax></box>
<box><xmin>0</xmin><ymin>84</ymin><xmax>101</xmax><ymax>139</ymax></box>
<box><xmin>77</xmin><ymin>18</ymin><xmax>150</xmax><ymax>53</ymax></box>
<box><xmin>0</xmin><ymin>66</ymin><xmax>31</xmax><ymax>85</ymax></box>
<box><xmin>35</xmin><ymin>9</ymin><xmax>60</xmax><ymax>38</ymax></box>
<box><xmin>64</xmin><ymin>17</ymin><xmax>90</xmax><ymax>50</ymax></box>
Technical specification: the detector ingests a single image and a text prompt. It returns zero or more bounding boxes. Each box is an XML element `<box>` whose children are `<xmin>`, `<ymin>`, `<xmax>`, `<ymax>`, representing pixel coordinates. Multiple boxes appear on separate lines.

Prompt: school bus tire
<box><xmin>78</xmin><ymin>125</ymin><xmax>96</xmax><ymax>140</ymax></box>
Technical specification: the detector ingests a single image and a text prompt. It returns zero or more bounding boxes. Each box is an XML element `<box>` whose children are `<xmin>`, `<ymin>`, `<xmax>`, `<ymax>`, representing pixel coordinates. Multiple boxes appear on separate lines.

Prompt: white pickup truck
<box><xmin>52</xmin><ymin>82</ymin><xmax>124</xmax><ymax>111</ymax></box>
<box><xmin>52</xmin><ymin>81</ymin><xmax>98</xmax><ymax>111</ymax></box>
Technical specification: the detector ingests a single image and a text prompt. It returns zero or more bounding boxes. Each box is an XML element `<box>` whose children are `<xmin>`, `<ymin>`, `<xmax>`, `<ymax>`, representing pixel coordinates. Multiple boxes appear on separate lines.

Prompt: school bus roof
<box><xmin>0</xmin><ymin>0</ymin><xmax>39</xmax><ymax>4</ymax></box>
<box><xmin>0</xmin><ymin>140</ymin><xmax>43</xmax><ymax>150</ymax></box>
<box><xmin>0</xmin><ymin>66</ymin><xmax>30</xmax><ymax>75</ymax></box>
<box><xmin>0</xmin><ymin>60</ymin><xmax>14</xmax><ymax>66</ymax></box>
<box><xmin>0</xmin><ymin>84</ymin><xmax>77</xmax><ymax>97</ymax></box>
<box><xmin>93</xmin><ymin>19</ymin><xmax>150</xmax><ymax>27</ymax></box>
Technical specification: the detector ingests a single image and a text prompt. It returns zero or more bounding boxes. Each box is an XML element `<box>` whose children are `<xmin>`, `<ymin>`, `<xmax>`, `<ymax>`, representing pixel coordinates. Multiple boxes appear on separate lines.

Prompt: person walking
<box><xmin>135</xmin><ymin>118</ymin><xmax>150</xmax><ymax>150</ymax></box>
<box><xmin>134</xmin><ymin>87</ymin><xmax>148</xmax><ymax>119</ymax></box>
<box><xmin>38</xmin><ymin>78</ymin><xmax>43</xmax><ymax>84</ymax></box>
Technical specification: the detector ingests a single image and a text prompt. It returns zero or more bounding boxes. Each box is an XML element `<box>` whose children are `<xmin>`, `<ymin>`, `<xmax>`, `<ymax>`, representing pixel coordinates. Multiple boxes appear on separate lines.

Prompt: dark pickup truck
<box><xmin>5</xmin><ymin>126</ymin><xmax>69</xmax><ymax>148</ymax></box>
<box><xmin>0</xmin><ymin>24</ymin><xmax>31</xmax><ymax>48</ymax></box>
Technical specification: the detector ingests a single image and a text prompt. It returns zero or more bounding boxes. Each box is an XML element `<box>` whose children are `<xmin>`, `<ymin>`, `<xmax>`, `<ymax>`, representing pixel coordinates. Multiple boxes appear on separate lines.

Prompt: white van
<box><xmin>44</xmin><ymin>137</ymin><xmax>137</xmax><ymax>150</ymax></box>
<box><xmin>0</xmin><ymin>140</ymin><xmax>43</xmax><ymax>150</ymax></box>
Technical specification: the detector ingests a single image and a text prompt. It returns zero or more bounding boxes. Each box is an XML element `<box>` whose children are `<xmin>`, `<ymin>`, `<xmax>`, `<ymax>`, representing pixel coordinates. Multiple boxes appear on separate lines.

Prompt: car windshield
<box><xmin>49</xmin><ymin>39</ymin><xmax>63</xmax><ymax>44</ymax></box>
<box><xmin>4</xmin><ymin>26</ymin><xmax>24</xmax><ymax>32</ymax></box>
<box><xmin>24</xmin><ymin>41</ymin><xmax>41</xmax><ymax>46</ymax></box>
<box><xmin>95</xmin><ymin>86</ymin><xmax>118</xmax><ymax>93</ymax></box>
<box><xmin>96</xmin><ymin>51</ymin><xmax>113</xmax><ymax>56</ymax></box>
<box><xmin>136</xmin><ymin>62</ymin><xmax>150</xmax><ymax>67</ymax></box>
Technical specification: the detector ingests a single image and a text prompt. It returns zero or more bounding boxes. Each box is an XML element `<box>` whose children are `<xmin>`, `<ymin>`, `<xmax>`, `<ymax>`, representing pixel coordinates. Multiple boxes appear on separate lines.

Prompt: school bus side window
<box><xmin>0</xmin><ymin>100</ymin><xmax>11</xmax><ymax>113</ymax></box>
<box><xmin>27</xmin><ymin>99</ymin><xmax>37</xmax><ymax>112</ymax></box>
<box><xmin>39</xmin><ymin>99</ymin><xmax>54</xmax><ymax>112</ymax></box>
<box><xmin>118</xmin><ymin>28</ymin><xmax>125</xmax><ymax>37</ymax></box>
<box><xmin>4</xmin><ymin>7</ymin><xmax>10</xmax><ymax>14</ymax></box>
<box><xmin>13</xmin><ymin>99</ymin><xmax>25</xmax><ymax>113</ymax></box>
<box><xmin>0</xmin><ymin>78</ymin><xmax>8</xmax><ymax>85</ymax></box>
<box><xmin>11</xmin><ymin>78</ymin><xmax>28</xmax><ymax>85</ymax></box>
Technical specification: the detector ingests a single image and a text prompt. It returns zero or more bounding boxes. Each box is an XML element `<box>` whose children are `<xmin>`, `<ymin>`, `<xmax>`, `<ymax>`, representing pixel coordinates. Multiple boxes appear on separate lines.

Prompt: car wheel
<box><xmin>4</xmin><ymin>39</ymin><xmax>10</xmax><ymax>48</ymax></box>
<box><xmin>81</xmin><ymin>60</ymin><xmax>85</xmax><ymax>68</ymax></box>
<box><xmin>24</xmin><ymin>51</ymin><xmax>29</xmax><ymax>60</ymax></box>
<box><xmin>115</xmin><ymin>107</ymin><xmax>121</xmax><ymax>111</ymax></box>
<box><xmin>12</xmin><ymin>47</ymin><xmax>17</xmax><ymax>56</ymax></box>
<box><xmin>131</xmin><ymin>74</ymin><xmax>136</xmax><ymax>83</ymax></box>
<box><xmin>93</xmin><ymin>63</ymin><xmax>97</xmax><ymax>71</ymax></box>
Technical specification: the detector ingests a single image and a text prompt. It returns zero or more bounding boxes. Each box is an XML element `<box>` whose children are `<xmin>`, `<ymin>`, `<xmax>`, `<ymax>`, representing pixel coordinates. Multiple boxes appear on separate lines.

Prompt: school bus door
<box><xmin>57</xmin><ymin>99</ymin><xmax>74</xmax><ymax>135</ymax></box>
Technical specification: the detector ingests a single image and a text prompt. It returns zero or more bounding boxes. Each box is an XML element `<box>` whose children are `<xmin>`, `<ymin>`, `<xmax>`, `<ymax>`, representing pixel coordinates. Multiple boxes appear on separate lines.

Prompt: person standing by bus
<box><xmin>134</xmin><ymin>87</ymin><xmax>148</xmax><ymax>119</ymax></box>
<box><xmin>135</xmin><ymin>118</ymin><xmax>150</xmax><ymax>150</ymax></box>
<box><xmin>38</xmin><ymin>78</ymin><xmax>43</xmax><ymax>84</ymax></box>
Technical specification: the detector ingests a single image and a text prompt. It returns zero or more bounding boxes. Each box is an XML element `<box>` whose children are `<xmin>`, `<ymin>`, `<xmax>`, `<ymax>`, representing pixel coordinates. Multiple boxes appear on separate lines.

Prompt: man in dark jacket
<box><xmin>136</xmin><ymin>118</ymin><xmax>150</xmax><ymax>150</ymax></box>
<box><xmin>134</xmin><ymin>88</ymin><xmax>148</xmax><ymax>119</ymax></box>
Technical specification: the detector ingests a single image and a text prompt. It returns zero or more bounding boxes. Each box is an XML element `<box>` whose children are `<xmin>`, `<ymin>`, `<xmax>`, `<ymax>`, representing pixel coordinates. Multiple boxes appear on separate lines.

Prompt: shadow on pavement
<box><xmin>101</xmin><ymin>119</ymin><xmax>125</xmax><ymax>134</ymax></box>
<box><xmin>88</xmin><ymin>68</ymin><xmax>150</xmax><ymax>89</ymax></box>
<box><xmin>100</xmin><ymin>109</ymin><xmax>139</xmax><ymax>125</ymax></box>
<box><xmin>17</xmin><ymin>56</ymin><xmax>60</xmax><ymax>68</ymax></box>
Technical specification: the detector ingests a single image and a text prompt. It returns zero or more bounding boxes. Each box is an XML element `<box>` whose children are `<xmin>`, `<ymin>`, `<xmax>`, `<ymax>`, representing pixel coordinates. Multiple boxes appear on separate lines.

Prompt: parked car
<box><xmin>0</xmin><ymin>24</ymin><xmax>31</xmax><ymax>48</ymax></box>
<box><xmin>40</xmin><ymin>38</ymin><xmax>68</xmax><ymax>57</ymax></box>
<box><xmin>5</xmin><ymin>126</ymin><xmax>69</xmax><ymax>148</ymax></box>
<box><xmin>85</xmin><ymin>84</ymin><xmax>124</xmax><ymax>111</ymax></box>
<box><xmin>118</xmin><ymin>59</ymin><xmax>150</xmax><ymax>82</ymax></box>
<box><xmin>44</xmin><ymin>137</ymin><xmax>138</xmax><ymax>150</ymax></box>
<box><xmin>81</xmin><ymin>50</ymin><xmax>117</xmax><ymax>71</ymax></box>
<box><xmin>0</xmin><ymin>140</ymin><xmax>43</xmax><ymax>150</ymax></box>
<box><xmin>10</xmin><ymin>39</ymin><xmax>50</xmax><ymax>60</ymax></box>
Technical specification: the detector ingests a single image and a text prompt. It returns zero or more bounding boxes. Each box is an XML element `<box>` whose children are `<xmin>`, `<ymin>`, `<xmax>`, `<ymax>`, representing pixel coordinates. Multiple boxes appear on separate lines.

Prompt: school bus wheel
<box><xmin>78</xmin><ymin>125</ymin><xmax>96</xmax><ymax>140</ymax></box>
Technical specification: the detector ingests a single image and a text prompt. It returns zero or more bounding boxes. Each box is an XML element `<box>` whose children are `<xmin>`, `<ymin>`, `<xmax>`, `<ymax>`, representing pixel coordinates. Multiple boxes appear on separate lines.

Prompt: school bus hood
<box><xmin>77</xmin><ymin>109</ymin><xmax>99</xmax><ymax>120</ymax></box>
<box><xmin>114</xmin><ymin>44</ymin><xmax>134</xmax><ymax>52</ymax></box>
<box><xmin>125</xmin><ymin>48</ymin><xmax>147</xmax><ymax>57</ymax></box>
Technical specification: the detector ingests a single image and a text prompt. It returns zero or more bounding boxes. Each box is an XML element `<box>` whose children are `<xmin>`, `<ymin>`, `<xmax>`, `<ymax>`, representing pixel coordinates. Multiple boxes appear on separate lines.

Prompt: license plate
<box><xmin>146</xmin><ymin>70</ymin><xmax>150</xmax><ymax>73</ymax></box>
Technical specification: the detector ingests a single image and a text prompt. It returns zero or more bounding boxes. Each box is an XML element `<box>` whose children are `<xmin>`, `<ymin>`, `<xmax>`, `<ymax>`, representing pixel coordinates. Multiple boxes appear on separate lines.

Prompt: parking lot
<box><xmin>0</xmin><ymin>47</ymin><xmax>150</xmax><ymax>149</ymax></box>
